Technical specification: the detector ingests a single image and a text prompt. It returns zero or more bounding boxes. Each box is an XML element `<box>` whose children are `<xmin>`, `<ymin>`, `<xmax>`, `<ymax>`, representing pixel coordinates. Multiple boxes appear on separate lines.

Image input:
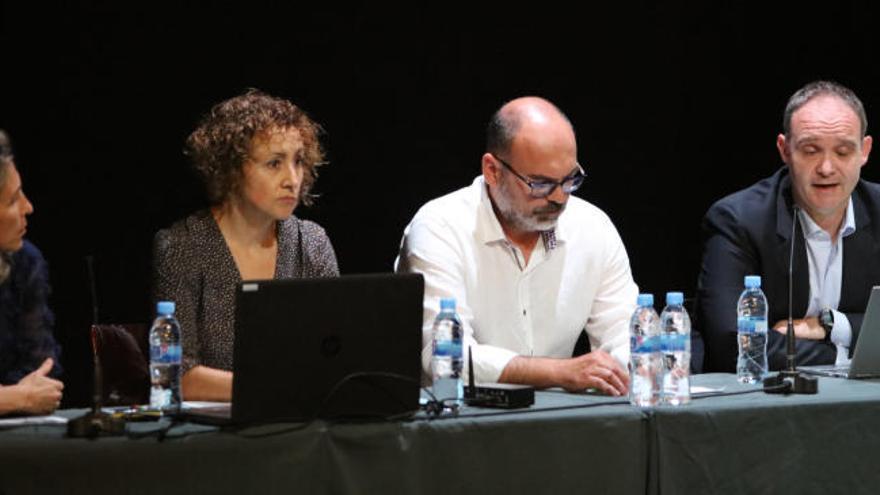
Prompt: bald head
<box><xmin>486</xmin><ymin>97</ymin><xmax>575</xmax><ymax>157</ymax></box>
<box><xmin>481</xmin><ymin>97</ymin><xmax>580</xmax><ymax>238</ymax></box>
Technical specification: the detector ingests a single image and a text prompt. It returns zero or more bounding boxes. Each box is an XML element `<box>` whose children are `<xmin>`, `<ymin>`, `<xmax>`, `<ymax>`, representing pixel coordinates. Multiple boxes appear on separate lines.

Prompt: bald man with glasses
<box><xmin>395</xmin><ymin>97</ymin><xmax>638</xmax><ymax>396</ymax></box>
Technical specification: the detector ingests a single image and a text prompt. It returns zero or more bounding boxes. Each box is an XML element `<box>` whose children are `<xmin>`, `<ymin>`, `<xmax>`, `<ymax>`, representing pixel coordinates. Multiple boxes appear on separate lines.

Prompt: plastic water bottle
<box><xmin>660</xmin><ymin>292</ymin><xmax>691</xmax><ymax>405</ymax></box>
<box><xmin>737</xmin><ymin>275</ymin><xmax>769</xmax><ymax>384</ymax></box>
<box><xmin>629</xmin><ymin>293</ymin><xmax>661</xmax><ymax>407</ymax></box>
<box><xmin>149</xmin><ymin>301</ymin><xmax>182</xmax><ymax>412</ymax></box>
<box><xmin>431</xmin><ymin>298</ymin><xmax>463</xmax><ymax>406</ymax></box>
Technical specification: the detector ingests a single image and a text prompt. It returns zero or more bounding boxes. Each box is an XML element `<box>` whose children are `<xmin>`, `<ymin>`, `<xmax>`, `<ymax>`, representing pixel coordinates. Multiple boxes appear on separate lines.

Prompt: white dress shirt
<box><xmin>799</xmin><ymin>199</ymin><xmax>856</xmax><ymax>365</ymax></box>
<box><xmin>395</xmin><ymin>176</ymin><xmax>639</xmax><ymax>383</ymax></box>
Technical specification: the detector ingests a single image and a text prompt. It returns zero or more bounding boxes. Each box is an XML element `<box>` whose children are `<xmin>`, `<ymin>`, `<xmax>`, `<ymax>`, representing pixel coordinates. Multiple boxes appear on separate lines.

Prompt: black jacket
<box><xmin>0</xmin><ymin>240</ymin><xmax>61</xmax><ymax>384</ymax></box>
<box><xmin>696</xmin><ymin>167</ymin><xmax>880</xmax><ymax>372</ymax></box>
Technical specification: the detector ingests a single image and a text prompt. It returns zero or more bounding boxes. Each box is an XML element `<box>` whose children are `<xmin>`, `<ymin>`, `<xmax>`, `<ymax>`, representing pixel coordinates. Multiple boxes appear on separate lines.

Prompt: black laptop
<box><xmin>799</xmin><ymin>286</ymin><xmax>880</xmax><ymax>379</ymax></box>
<box><xmin>181</xmin><ymin>273</ymin><xmax>424</xmax><ymax>425</ymax></box>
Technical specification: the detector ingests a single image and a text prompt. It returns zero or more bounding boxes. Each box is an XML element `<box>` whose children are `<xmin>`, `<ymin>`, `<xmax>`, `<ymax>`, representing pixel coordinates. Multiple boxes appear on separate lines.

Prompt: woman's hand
<box><xmin>16</xmin><ymin>358</ymin><xmax>64</xmax><ymax>414</ymax></box>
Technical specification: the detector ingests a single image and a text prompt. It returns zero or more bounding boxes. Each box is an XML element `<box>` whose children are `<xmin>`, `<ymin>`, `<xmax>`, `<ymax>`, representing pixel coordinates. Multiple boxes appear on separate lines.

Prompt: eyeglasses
<box><xmin>492</xmin><ymin>154</ymin><xmax>586</xmax><ymax>198</ymax></box>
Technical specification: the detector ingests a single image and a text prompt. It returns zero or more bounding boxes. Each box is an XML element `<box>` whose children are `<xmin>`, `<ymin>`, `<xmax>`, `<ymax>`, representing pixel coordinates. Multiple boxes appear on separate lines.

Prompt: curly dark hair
<box><xmin>186</xmin><ymin>89</ymin><xmax>326</xmax><ymax>206</ymax></box>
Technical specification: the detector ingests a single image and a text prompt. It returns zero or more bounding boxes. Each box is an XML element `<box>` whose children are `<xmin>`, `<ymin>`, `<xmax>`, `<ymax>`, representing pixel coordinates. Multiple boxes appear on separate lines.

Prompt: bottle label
<box><xmin>433</xmin><ymin>340</ymin><xmax>462</xmax><ymax>358</ymax></box>
<box><xmin>737</xmin><ymin>317</ymin><xmax>768</xmax><ymax>334</ymax></box>
<box><xmin>150</xmin><ymin>344</ymin><xmax>182</xmax><ymax>363</ymax></box>
<box><xmin>660</xmin><ymin>334</ymin><xmax>688</xmax><ymax>352</ymax></box>
<box><xmin>631</xmin><ymin>335</ymin><xmax>658</xmax><ymax>353</ymax></box>
<box><xmin>150</xmin><ymin>387</ymin><xmax>173</xmax><ymax>409</ymax></box>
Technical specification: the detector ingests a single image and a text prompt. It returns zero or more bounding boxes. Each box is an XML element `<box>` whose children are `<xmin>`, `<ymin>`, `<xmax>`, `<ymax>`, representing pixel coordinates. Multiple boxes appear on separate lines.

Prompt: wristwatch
<box><xmin>819</xmin><ymin>308</ymin><xmax>834</xmax><ymax>342</ymax></box>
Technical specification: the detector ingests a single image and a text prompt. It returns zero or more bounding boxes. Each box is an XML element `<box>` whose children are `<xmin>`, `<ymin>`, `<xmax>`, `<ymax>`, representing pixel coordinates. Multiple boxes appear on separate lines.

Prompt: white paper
<box><xmin>182</xmin><ymin>401</ymin><xmax>230</xmax><ymax>410</ymax></box>
<box><xmin>0</xmin><ymin>414</ymin><xmax>68</xmax><ymax>427</ymax></box>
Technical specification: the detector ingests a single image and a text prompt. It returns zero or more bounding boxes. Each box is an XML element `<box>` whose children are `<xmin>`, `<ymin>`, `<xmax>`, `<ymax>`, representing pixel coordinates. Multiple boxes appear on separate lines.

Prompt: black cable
<box><xmin>233</xmin><ymin>377</ymin><xmax>788</xmax><ymax>432</ymax></box>
<box><xmin>234</xmin><ymin>373</ymin><xmax>471</xmax><ymax>437</ymax></box>
<box><xmin>317</xmin><ymin>371</ymin><xmax>419</xmax><ymax>418</ymax></box>
<box><xmin>690</xmin><ymin>382</ymin><xmax>790</xmax><ymax>399</ymax></box>
<box><xmin>124</xmin><ymin>372</ymin><xmax>788</xmax><ymax>439</ymax></box>
<box><xmin>426</xmin><ymin>398</ymin><xmax>633</xmax><ymax>421</ymax></box>
<box><xmin>125</xmin><ymin>414</ymin><xmax>189</xmax><ymax>441</ymax></box>
<box><xmin>232</xmin><ymin>371</ymin><xmax>427</xmax><ymax>438</ymax></box>
<box><xmin>422</xmin><ymin>390</ymin><xmax>466</xmax><ymax>419</ymax></box>
<box><xmin>419</xmin><ymin>383</ymin><xmax>793</xmax><ymax>421</ymax></box>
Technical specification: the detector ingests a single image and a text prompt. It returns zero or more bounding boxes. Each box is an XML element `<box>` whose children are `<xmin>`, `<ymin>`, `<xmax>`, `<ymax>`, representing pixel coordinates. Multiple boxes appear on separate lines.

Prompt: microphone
<box><xmin>86</xmin><ymin>255</ymin><xmax>105</xmax><ymax>411</ymax></box>
<box><xmin>763</xmin><ymin>205</ymin><xmax>818</xmax><ymax>394</ymax></box>
<box><xmin>785</xmin><ymin>206</ymin><xmax>798</xmax><ymax>372</ymax></box>
<box><xmin>68</xmin><ymin>256</ymin><xmax>125</xmax><ymax>437</ymax></box>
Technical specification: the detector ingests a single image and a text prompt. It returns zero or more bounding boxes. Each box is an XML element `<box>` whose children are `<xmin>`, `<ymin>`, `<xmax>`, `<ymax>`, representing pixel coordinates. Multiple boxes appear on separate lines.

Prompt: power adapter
<box><xmin>464</xmin><ymin>382</ymin><xmax>534</xmax><ymax>408</ymax></box>
<box><xmin>463</xmin><ymin>346</ymin><xmax>534</xmax><ymax>409</ymax></box>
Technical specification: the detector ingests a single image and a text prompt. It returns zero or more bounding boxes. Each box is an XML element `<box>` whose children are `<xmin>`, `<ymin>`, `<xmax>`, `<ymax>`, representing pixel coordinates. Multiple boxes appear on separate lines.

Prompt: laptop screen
<box><xmin>230</xmin><ymin>273</ymin><xmax>424</xmax><ymax>423</ymax></box>
<box><xmin>848</xmin><ymin>285</ymin><xmax>880</xmax><ymax>377</ymax></box>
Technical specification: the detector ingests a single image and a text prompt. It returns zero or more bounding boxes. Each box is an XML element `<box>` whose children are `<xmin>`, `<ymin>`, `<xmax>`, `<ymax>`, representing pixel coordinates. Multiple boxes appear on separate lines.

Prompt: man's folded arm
<box><xmin>697</xmin><ymin>204</ymin><xmax>760</xmax><ymax>372</ymax></box>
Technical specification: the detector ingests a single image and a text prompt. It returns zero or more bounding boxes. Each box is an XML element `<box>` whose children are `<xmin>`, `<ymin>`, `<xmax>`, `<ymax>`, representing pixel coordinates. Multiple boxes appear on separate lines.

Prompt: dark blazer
<box><xmin>0</xmin><ymin>240</ymin><xmax>62</xmax><ymax>384</ymax></box>
<box><xmin>696</xmin><ymin>167</ymin><xmax>880</xmax><ymax>372</ymax></box>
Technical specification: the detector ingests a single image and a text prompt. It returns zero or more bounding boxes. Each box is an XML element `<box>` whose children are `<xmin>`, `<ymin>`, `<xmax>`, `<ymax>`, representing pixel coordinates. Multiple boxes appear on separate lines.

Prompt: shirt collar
<box><xmin>474</xmin><ymin>175</ymin><xmax>563</xmax><ymax>251</ymax></box>
<box><xmin>797</xmin><ymin>196</ymin><xmax>856</xmax><ymax>241</ymax></box>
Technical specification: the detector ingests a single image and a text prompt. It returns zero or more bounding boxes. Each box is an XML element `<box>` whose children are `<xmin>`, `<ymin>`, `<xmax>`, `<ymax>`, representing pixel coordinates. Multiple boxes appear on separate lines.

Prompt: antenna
<box><xmin>466</xmin><ymin>345</ymin><xmax>475</xmax><ymax>399</ymax></box>
<box><xmin>463</xmin><ymin>345</ymin><xmax>534</xmax><ymax>408</ymax></box>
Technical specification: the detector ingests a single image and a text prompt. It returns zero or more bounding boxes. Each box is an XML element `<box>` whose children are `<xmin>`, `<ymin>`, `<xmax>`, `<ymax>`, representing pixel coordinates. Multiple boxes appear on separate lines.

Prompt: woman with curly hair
<box><xmin>0</xmin><ymin>129</ymin><xmax>64</xmax><ymax>415</ymax></box>
<box><xmin>152</xmin><ymin>90</ymin><xmax>339</xmax><ymax>401</ymax></box>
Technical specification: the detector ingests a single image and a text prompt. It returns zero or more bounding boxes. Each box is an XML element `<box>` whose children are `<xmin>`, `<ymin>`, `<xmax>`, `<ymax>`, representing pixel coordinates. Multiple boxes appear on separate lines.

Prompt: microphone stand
<box><xmin>763</xmin><ymin>206</ymin><xmax>818</xmax><ymax>394</ymax></box>
<box><xmin>67</xmin><ymin>326</ymin><xmax>126</xmax><ymax>437</ymax></box>
<box><xmin>67</xmin><ymin>257</ymin><xmax>125</xmax><ymax>437</ymax></box>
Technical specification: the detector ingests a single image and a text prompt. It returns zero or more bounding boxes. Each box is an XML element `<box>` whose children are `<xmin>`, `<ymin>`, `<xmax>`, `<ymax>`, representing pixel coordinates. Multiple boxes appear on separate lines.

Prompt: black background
<box><xmin>2</xmin><ymin>2</ymin><xmax>879</xmax><ymax>405</ymax></box>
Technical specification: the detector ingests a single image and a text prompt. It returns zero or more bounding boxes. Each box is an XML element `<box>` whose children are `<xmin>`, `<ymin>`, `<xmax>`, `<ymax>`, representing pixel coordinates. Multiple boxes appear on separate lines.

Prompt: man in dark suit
<box><xmin>697</xmin><ymin>81</ymin><xmax>879</xmax><ymax>373</ymax></box>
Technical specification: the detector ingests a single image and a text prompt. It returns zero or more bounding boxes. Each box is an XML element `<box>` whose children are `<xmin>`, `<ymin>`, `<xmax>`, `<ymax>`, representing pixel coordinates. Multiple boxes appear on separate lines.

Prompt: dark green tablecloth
<box><xmin>3</xmin><ymin>374</ymin><xmax>879</xmax><ymax>494</ymax></box>
<box><xmin>651</xmin><ymin>374</ymin><xmax>880</xmax><ymax>495</ymax></box>
<box><xmin>0</xmin><ymin>391</ymin><xmax>647</xmax><ymax>495</ymax></box>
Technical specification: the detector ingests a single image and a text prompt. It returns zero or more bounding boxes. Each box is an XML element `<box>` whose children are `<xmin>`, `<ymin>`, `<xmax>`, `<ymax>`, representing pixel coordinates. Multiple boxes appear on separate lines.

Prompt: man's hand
<box><xmin>499</xmin><ymin>350</ymin><xmax>629</xmax><ymax>396</ymax></box>
<box><xmin>773</xmin><ymin>317</ymin><xmax>825</xmax><ymax>340</ymax></box>
<box><xmin>554</xmin><ymin>350</ymin><xmax>629</xmax><ymax>396</ymax></box>
<box><xmin>16</xmin><ymin>358</ymin><xmax>64</xmax><ymax>414</ymax></box>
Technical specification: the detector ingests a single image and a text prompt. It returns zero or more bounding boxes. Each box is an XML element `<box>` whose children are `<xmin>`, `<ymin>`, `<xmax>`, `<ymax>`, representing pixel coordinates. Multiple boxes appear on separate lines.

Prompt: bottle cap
<box><xmin>637</xmin><ymin>293</ymin><xmax>654</xmax><ymax>307</ymax></box>
<box><xmin>157</xmin><ymin>301</ymin><xmax>175</xmax><ymax>315</ymax></box>
<box><xmin>440</xmin><ymin>298</ymin><xmax>456</xmax><ymax>311</ymax></box>
<box><xmin>666</xmin><ymin>292</ymin><xmax>684</xmax><ymax>305</ymax></box>
<box><xmin>744</xmin><ymin>275</ymin><xmax>762</xmax><ymax>288</ymax></box>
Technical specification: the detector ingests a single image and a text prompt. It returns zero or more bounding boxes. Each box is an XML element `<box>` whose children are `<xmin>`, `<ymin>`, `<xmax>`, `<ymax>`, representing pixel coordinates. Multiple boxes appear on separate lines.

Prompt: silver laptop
<box><xmin>799</xmin><ymin>286</ymin><xmax>880</xmax><ymax>379</ymax></box>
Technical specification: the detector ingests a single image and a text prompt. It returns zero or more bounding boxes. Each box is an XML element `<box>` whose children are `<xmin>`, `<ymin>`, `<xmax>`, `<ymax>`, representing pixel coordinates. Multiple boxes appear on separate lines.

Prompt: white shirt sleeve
<box><xmin>395</xmin><ymin>215</ymin><xmax>517</xmax><ymax>383</ymax></box>
<box><xmin>583</xmin><ymin>220</ymin><xmax>638</xmax><ymax>368</ymax></box>
<box><xmin>830</xmin><ymin>309</ymin><xmax>853</xmax><ymax>366</ymax></box>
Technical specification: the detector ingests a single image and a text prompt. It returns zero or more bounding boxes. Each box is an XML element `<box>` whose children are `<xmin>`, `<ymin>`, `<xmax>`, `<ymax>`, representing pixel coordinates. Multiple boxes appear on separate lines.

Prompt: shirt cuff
<box><xmin>471</xmin><ymin>345</ymin><xmax>519</xmax><ymax>383</ymax></box>
<box><xmin>830</xmin><ymin>309</ymin><xmax>852</xmax><ymax>366</ymax></box>
<box><xmin>607</xmin><ymin>344</ymin><xmax>630</xmax><ymax>370</ymax></box>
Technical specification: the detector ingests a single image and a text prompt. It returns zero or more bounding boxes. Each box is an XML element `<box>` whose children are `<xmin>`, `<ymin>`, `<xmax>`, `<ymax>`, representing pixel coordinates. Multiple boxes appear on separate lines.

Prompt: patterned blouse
<box><xmin>0</xmin><ymin>241</ymin><xmax>62</xmax><ymax>384</ymax></box>
<box><xmin>152</xmin><ymin>210</ymin><xmax>339</xmax><ymax>373</ymax></box>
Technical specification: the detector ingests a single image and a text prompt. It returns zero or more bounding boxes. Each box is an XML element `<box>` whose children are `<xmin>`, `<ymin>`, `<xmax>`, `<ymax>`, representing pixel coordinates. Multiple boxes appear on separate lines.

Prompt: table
<box><xmin>650</xmin><ymin>374</ymin><xmax>880</xmax><ymax>494</ymax></box>
<box><xmin>1</xmin><ymin>374</ymin><xmax>879</xmax><ymax>495</ymax></box>
<box><xmin>0</xmin><ymin>391</ymin><xmax>647</xmax><ymax>495</ymax></box>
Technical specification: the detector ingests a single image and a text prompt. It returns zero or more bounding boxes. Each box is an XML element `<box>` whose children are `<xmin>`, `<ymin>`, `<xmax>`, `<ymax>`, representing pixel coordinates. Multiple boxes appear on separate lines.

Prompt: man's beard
<box><xmin>492</xmin><ymin>177</ymin><xmax>565</xmax><ymax>232</ymax></box>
